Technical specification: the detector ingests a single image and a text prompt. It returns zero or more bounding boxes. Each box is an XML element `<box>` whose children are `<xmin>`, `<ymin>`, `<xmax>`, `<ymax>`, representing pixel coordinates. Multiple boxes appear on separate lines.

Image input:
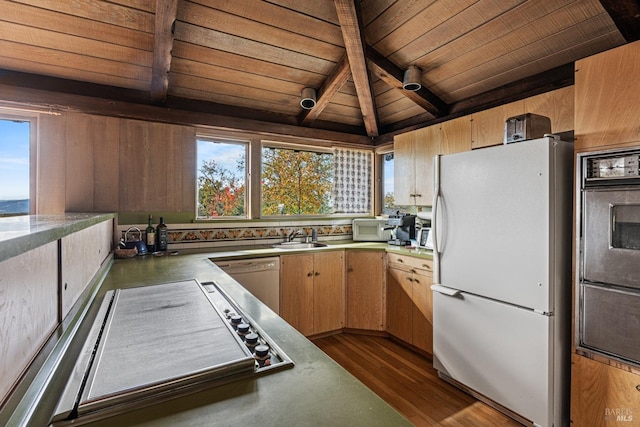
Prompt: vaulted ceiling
<box><xmin>0</xmin><ymin>0</ymin><xmax>638</xmax><ymax>145</ymax></box>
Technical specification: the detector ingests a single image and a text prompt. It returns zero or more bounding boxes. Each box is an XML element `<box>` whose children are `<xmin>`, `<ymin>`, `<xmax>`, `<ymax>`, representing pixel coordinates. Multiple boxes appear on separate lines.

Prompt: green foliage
<box><xmin>261</xmin><ymin>148</ymin><xmax>333</xmax><ymax>215</ymax></box>
<box><xmin>198</xmin><ymin>159</ymin><xmax>245</xmax><ymax>217</ymax></box>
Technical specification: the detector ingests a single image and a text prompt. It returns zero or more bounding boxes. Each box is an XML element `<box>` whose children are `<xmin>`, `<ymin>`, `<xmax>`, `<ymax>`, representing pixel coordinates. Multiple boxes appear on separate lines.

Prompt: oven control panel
<box><xmin>585</xmin><ymin>151</ymin><xmax>640</xmax><ymax>181</ymax></box>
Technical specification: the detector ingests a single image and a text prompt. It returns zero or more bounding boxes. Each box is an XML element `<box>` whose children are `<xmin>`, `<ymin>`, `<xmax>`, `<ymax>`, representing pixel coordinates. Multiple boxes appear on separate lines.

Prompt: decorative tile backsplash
<box><xmin>118</xmin><ymin>219</ymin><xmax>355</xmax><ymax>250</ymax></box>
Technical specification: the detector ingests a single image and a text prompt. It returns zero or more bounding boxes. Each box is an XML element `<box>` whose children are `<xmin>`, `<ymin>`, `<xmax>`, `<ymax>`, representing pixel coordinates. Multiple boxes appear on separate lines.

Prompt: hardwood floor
<box><xmin>312</xmin><ymin>333</ymin><xmax>523</xmax><ymax>427</ymax></box>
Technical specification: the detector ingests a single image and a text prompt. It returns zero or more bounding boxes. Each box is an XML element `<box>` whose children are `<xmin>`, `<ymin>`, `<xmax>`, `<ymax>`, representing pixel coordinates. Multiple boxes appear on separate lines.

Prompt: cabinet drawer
<box><xmin>387</xmin><ymin>253</ymin><xmax>433</xmax><ymax>274</ymax></box>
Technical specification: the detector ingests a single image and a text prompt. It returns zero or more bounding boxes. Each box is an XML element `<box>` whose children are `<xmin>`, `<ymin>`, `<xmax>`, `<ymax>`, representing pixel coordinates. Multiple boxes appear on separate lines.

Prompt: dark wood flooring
<box><xmin>312</xmin><ymin>333</ymin><xmax>523</xmax><ymax>427</ymax></box>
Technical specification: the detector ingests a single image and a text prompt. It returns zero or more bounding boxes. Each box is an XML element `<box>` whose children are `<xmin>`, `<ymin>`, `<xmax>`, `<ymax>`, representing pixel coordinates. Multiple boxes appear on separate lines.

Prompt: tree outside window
<box><xmin>261</xmin><ymin>146</ymin><xmax>333</xmax><ymax>216</ymax></box>
<box><xmin>197</xmin><ymin>139</ymin><xmax>247</xmax><ymax>218</ymax></box>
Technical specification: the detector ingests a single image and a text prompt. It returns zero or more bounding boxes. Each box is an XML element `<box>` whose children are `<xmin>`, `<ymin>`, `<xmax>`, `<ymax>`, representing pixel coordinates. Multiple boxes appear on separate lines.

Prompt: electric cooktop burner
<box><xmin>51</xmin><ymin>279</ymin><xmax>293</xmax><ymax>425</ymax></box>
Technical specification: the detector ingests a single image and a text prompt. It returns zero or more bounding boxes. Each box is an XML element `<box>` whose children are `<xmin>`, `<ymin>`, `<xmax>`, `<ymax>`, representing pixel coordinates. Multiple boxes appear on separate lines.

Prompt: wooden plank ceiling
<box><xmin>0</xmin><ymin>0</ymin><xmax>636</xmax><ymax>144</ymax></box>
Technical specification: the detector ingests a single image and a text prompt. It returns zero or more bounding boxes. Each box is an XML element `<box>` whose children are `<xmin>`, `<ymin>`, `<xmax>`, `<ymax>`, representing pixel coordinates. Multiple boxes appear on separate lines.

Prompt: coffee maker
<box><xmin>385</xmin><ymin>212</ymin><xmax>416</xmax><ymax>246</ymax></box>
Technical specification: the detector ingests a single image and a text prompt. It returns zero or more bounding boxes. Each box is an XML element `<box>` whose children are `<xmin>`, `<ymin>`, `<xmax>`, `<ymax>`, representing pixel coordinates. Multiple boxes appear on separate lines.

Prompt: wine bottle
<box><xmin>145</xmin><ymin>215</ymin><xmax>155</xmax><ymax>252</ymax></box>
<box><xmin>156</xmin><ymin>217</ymin><xmax>168</xmax><ymax>252</ymax></box>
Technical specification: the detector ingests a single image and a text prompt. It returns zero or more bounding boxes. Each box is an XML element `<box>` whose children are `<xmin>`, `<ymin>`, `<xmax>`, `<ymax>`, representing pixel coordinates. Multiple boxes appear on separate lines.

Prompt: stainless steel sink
<box><xmin>272</xmin><ymin>242</ymin><xmax>328</xmax><ymax>249</ymax></box>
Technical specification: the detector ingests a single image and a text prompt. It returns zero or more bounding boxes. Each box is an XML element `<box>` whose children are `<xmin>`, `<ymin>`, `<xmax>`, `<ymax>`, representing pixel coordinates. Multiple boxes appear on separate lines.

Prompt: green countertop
<box><xmin>9</xmin><ymin>248</ymin><xmax>413</xmax><ymax>426</ymax></box>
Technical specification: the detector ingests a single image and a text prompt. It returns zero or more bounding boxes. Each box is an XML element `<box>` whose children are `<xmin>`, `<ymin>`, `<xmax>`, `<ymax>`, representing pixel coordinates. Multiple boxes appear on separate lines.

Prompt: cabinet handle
<box><xmin>636</xmin><ymin>384</ymin><xmax>640</xmax><ymax>392</ymax></box>
<box><xmin>397</xmin><ymin>258</ymin><xmax>404</xmax><ymax>263</ymax></box>
<box><xmin>315</xmin><ymin>272</ymin><xmax>320</xmax><ymax>276</ymax></box>
<box><xmin>307</xmin><ymin>272</ymin><xmax>313</xmax><ymax>277</ymax></box>
<box><xmin>422</xmin><ymin>264</ymin><xmax>431</xmax><ymax>270</ymax></box>
<box><xmin>347</xmin><ymin>267</ymin><xmax>354</xmax><ymax>272</ymax></box>
<box><xmin>410</xmin><ymin>269</ymin><xmax>417</xmax><ymax>274</ymax></box>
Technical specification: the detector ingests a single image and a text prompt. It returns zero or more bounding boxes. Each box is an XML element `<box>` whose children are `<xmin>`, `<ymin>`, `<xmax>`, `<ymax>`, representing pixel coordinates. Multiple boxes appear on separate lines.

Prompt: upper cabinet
<box><xmin>575</xmin><ymin>40</ymin><xmax>640</xmax><ymax>151</ymax></box>
<box><xmin>471</xmin><ymin>101</ymin><xmax>525</xmax><ymax>149</ymax></box>
<box><xmin>471</xmin><ymin>86</ymin><xmax>575</xmax><ymax>149</ymax></box>
<box><xmin>394</xmin><ymin>117</ymin><xmax>471</xmax><ymax>206</ymax></box>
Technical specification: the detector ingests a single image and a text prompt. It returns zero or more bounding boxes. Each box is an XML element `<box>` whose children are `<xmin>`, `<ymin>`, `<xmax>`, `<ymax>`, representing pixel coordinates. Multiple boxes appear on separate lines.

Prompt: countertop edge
<box><xmin>0</xmin><ymin>213</ymin><xmax>116</xmax><ymax>263</ymax></box>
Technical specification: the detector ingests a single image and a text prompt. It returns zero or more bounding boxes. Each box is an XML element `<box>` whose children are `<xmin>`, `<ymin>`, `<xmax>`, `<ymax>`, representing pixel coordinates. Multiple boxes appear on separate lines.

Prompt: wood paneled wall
<box><xmin>36</xmin><ymin>113</ymin><xmax>196</xmax><ymax>214</ymax></box>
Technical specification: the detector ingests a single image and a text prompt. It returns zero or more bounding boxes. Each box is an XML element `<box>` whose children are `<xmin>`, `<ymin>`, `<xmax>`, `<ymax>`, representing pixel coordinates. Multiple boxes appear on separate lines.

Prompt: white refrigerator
<box><xmin>431</xmin><ymin>136</ymin><xmax>572</xmax><ymax>427</ymax></box>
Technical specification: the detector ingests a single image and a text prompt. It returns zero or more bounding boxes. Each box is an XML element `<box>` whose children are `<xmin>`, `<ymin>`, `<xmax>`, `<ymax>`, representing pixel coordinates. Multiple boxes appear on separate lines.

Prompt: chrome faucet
<box><xmin>287</xmin><ymin>229</ymin><xmax>304</xmax><ymax>242</ymax></box>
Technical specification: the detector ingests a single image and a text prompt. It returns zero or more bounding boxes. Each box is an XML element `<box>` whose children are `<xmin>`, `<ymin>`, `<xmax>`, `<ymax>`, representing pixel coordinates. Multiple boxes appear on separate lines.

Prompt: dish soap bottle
<box><xmin>156</xmin><ymin>217</ymin><xmax>168</xmax><ymax>252</ymax></box>
<box><xmin>145</xmin><ymin>215</ymin><xmax>156</xmax><ymax>252</ymax></box>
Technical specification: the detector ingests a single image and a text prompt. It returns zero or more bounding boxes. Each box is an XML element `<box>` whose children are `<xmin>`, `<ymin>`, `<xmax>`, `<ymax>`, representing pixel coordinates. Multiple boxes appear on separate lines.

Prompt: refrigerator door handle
<box><xmin>431</xmin><ymin>284</ymin><xmax>460</xmax><ymax>297</ymax></box>
<box><xmin>433</xmin><ymin>154</ymin><xmax>441</xmax><ymax>284</ymax></box>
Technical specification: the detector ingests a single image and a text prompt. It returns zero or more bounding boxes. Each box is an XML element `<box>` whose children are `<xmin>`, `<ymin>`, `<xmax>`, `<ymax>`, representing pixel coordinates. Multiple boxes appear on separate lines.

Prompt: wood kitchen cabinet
<box><xmin>575</xmin><ymin>40</ymin><xmax>640</xmax><ymax>151</ymax></box>
<box><xmin>471</xmin><ymin>100</ymin><xmax>525</xmax><ymax>149</ymax></box>
<box><xmin>280</xmin><ymin>251</ymin><xmax>345</xmax><ymax>336</ymax></box>
<box><xmin>346</xmin><ymin>250</ymin><xmax>386</xmax><ymax>331</ymax></box>
<box><xmin>386</xmin><ymin>253</ymin><xmax>434</xmax><ymax>354</ymax></box>
<box><xmin>394</xmin><ymin>124</ymin><xmax>440</xmax><ymax>206</ymax></box>
<box><xmin>394</xmin><ymin>117</ymin><xmax>471</xmax><ymax>206</ymax></box>
<box><xmin>570</xmin><ymin>354</ymin><xmax>640</xmax><ymax>426</ymax></box>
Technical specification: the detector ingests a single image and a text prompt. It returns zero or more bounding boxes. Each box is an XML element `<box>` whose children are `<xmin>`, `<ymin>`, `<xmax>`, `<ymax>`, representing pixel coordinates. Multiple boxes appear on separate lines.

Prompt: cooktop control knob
<box><xmin>237</xmin><ymin>323</ymin><xmax>251</xmax><ymax>340</ymax></box>
<box><xmin>230</xmin><ymin>315</ymin><xmax>243</xmax><ymax>328</ymax></box>
<box><xmin>254</xmin><ymin>344</ymin><xmax>271</xmax><ymax>367</ymax></box>
<box><xmin>245</xmin><ymin>333</ymin><xmax>259</xmax><ymax>352</ymax></box>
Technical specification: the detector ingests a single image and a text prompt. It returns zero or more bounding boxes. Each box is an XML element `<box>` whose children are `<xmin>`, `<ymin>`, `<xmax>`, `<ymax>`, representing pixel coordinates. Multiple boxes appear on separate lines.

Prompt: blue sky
<box><xmin>0</xmin><ymin>119</ymin><xmax>30</xmax><ymax>200</ymax></box>
<box><xmin>197</xmin><ymin>139</ymin><xmax>246</xmax><ymax>180</ymax></box>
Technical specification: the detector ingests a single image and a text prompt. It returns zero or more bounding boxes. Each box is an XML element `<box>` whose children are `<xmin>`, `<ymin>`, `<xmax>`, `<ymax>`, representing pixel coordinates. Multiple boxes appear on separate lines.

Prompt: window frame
<box><xmin>260</xmin><ymin>140</ymin><xmax>337</xmax><ymax>219</ymax></box>
<box><xmin>0</xmin><ymin>109</ymin><xmax>37</xmax><ymax>216</ymax></box>
<box><xmin>195</xmin><ymin>135</ymin><xmax>250</xmax><ymax>220</ymax></box>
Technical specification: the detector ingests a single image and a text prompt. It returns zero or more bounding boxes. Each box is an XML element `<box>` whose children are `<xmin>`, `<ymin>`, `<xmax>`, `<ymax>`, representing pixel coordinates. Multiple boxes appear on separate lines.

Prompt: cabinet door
<box><xmin>280</xmin><ymin>254</ymin><xmax>314</xmax><ymax>335</ymax></box>
<box><xmin>575</xmin><ymin>41</ymin><xmax>640</xmax><ymax>150</ymax></box>
<box><xmin>414</xmin><ymin>125</ymin><xmax>441</xmax><ymax>206</ymax></box>
<box><xmin>313</xmin><ymin>251</ymin><xmax>345</xmax><ymax>334</ymax></box>
<box><xmin>346</xmin><ymin>250</ymin><xmax>385</xmax><ymax>330</ymax></box>
<box><xmin>412</xmin><ymin>270</ymin><xmax>433</xmax><ymax>354</ymax></box>
<box><xmin>440</xmin><ymin>116</ymin><xmax>471</xmax><ymax>155</ymax></box>
<box><xmin>524</xmin><ymin>86</ymin><xmax>574</xmax><ymax>134</ymax></box>
<box><xmin>393</xmin><ymin>132</ymin><xmax>416</xmax><ymax>205</ymax></box>
<box><xmin>386</xmin><ymin>266</ymin><xmax>413</xmax><ymax>344</ymax></box>
<box><xmin>571</xmin><ymin>354</ymin><xmax>640</xmax><ymax>426</ymax></box>
<box><xmin>471</xmin><ymin>100</ymin><xmax>525</xmax><ymax>149</ymax></box>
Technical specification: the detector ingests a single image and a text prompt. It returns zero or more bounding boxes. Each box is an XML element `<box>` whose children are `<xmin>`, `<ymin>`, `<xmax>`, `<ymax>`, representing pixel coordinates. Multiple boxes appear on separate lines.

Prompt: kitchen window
<box><xmin>261</xmin><ymin>144</ymin><xmax>333</xmax><ymax>216</ymax></box>
<box><xmin>381</xmin><ymin>151</ymin><xmax>396</xmax><ymax>215</ymax></box>
<box><xmin>0</xmin><ymin>116</ymin><xmax>31</xmax><ymax>216</ymax></box>
<box><xmin>196</xmin><ymin>137</ymin><xmax>248</xmax><ymax>219</ymax></box>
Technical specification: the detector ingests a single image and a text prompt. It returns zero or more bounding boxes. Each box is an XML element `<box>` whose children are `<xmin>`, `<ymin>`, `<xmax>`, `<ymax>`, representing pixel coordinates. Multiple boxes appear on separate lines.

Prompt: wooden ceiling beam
<box><xmin>334</xmin><ymin>0</ymin><xmax>379</xmax><ymax>137</ymax></box>
<box><xmin>150</xmin><ymin>0</ymin><xmax>179</xmax><ymax>104</ymax></box>
<box><xmin>598</xmin><ymin>0</ymin><xmax>640</xmax><ymax>42</ymax></box>
<box><xmin>299</xmin><ymin>55</ymin><xmax>351</xmax><ymax>125</ymax></box>
<box><xmin>366</xmin><ymin>47</ymin><xmax>449</xmax><ymax>118</ymax></box>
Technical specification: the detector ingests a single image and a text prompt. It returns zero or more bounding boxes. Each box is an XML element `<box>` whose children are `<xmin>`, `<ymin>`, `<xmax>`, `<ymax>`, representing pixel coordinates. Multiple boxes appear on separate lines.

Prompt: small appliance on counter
<box><xmin>385</xmin><ymin>212</ymin><xmax>416</xmax><ymax>246</ymax></box>
<box><xmin>352</xmin><ymin>218</ymin><xmax>390</xmax><ymax>241</ymax></box>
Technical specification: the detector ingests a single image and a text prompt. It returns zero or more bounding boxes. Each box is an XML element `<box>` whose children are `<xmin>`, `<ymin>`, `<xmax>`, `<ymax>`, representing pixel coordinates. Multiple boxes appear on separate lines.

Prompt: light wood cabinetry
<box><xmin>470</xmin><ymin>86</ymin><xmax>574</xmax><ymax>149</ymax></box>
<box><xmin>394</xmin><ymin>117</ymin><xmax>471</xmax><ymax>206</ymax></box>
<box><xmin>575</xmin><ymin>40</ymin><xmax>640</xmax><ymax>151</ymax></box>
<box><xmin>570</xmin><ymin>354</ymin><xmax>640</xmax><ymax>426</ymax></box>
<box><xmin>386</xmin><ymin>253</ymin><xmax>433</xmax><ymax>354</ymax></box>
<box><xmin>280</xmin><ymin>251</ymin><xmax>345</xmax><ymax>336</ymax></box>
<box><xmin>394</xmin><ymin>125</ymin><xmax>440</xmax><ymax>206</ymax></box>
<box><xmin>346</xmin><ymin>250</ymin><xmax>385</xmax><ymax>331</ymax></box>
<box><xmin>471</xmin><ymin>100</ymin><xmax>525</xmax><ymax>149</ymax></box>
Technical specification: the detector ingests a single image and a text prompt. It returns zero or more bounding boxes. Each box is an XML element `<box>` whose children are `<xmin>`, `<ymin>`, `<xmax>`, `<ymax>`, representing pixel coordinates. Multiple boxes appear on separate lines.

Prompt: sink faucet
<box><xmin>287</xmin><ymin>229</ymin><xmax>304</xmax><ymax>242</ymax></box>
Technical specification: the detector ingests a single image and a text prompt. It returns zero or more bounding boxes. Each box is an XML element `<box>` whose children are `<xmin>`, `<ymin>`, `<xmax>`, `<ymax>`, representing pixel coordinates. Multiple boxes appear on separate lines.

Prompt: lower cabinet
<box><xmin>280</xmin><ymin>251</ymin><xmax>345</xmax><ymax>336</ymax></box>
<box><xmin>386</xmin><ymin>253</ymin><xmax>433</xmax><ymax>354</ymax></box>
<box><xmin>346</xmin><ymin>250</ymin><xmax>385</xmax><ymax>331</ymax></box>
<box><xmin>571</xmin><ymin>354</ymin><xmax>640</xmax><ymax>426</ymax></box>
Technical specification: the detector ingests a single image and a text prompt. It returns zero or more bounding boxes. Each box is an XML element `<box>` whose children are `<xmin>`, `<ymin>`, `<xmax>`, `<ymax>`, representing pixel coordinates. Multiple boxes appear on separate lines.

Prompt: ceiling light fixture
<box><xmin>300</xmin><ymin>87</ymin><xmax>317</xmax><ymax>109</ymax></box>
<box><xmin>402</xmin><ymin>65</ymin><xmax>422</xmax><ymax>91</ymax></box>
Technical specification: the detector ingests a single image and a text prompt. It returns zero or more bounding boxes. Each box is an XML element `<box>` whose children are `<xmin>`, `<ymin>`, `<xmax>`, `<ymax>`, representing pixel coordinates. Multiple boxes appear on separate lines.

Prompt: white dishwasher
<box><xmin>215</xmin><ymin>257</ymin><xmax>280</xmax><ymax>314</ymax></box>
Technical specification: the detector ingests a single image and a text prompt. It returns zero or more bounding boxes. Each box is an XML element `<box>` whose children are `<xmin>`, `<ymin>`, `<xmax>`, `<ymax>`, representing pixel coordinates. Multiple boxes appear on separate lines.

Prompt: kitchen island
<box><xmin>3</xmin><ymin>246</ymin><xmax>412</xmax><ymax>426</ymax></box>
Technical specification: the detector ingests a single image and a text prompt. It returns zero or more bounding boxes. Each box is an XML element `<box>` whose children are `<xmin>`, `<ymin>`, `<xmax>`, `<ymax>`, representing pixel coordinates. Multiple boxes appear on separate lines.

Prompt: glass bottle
<box><xmin>156</xmin><ymin>217</ymin><xmax>168</xmax><ymax>252</ymax></box>
<box><xmin>145</xmin><ymin>215</ymin><xmax>155</xmax><ymax>252</ymax></box>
